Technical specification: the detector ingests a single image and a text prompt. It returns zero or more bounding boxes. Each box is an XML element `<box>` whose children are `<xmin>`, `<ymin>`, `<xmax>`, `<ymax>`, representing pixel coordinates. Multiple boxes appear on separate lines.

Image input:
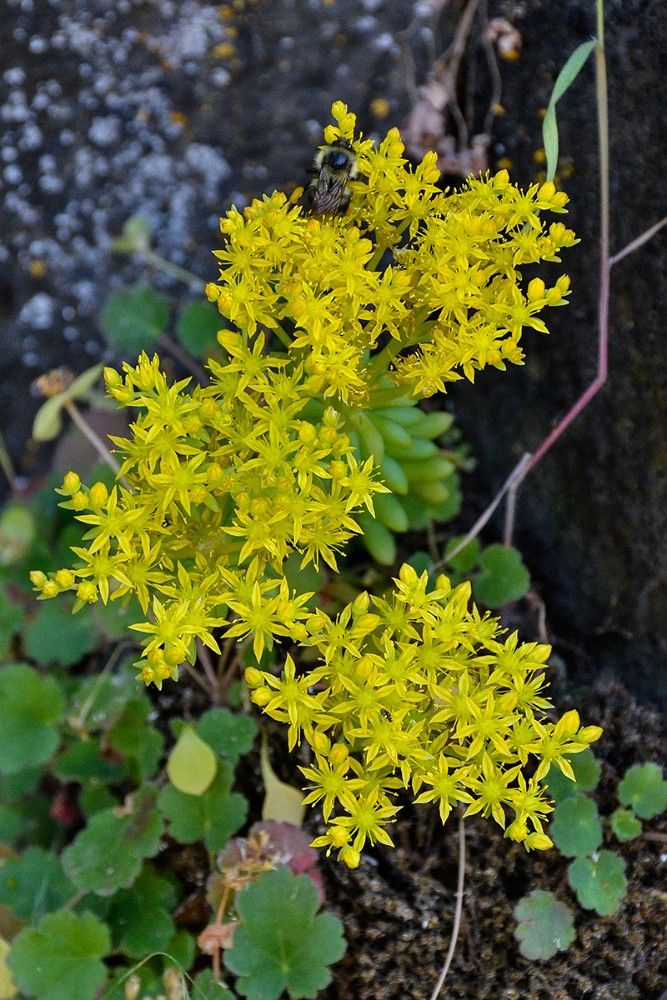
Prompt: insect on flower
<box><xmin>31</xmin><ymin>367</ymin><xmax>75</xmax><ymax>398</ymax></box>
<box><xmin>302</xmin><ymin>138</ymin><xmax>359</xmax><ymax>216</ymax></box>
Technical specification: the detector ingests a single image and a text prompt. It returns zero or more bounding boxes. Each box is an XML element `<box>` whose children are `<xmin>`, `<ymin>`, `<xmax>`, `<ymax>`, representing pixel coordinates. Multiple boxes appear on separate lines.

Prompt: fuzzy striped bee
<box><xmin>302</xmin><ymin>138</ymin><xmax>359</xmax><ymax>216</ymax></box>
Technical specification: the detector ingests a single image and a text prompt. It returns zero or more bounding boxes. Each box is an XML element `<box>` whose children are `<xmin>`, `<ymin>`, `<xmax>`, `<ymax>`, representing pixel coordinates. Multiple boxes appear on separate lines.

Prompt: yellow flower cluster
<box><xmin>30</xmin><ymin>103</ymin><xmax>597</xmax><ymax>866</ymax></box>
<box><xmin>31</xmin><ymin>350</ymin><xmax>386</xmax><ymax>686</ymax></box>
<box><xmin>206</xmin><ymin>101</ymin><xmax>576</xmax><ymax>402</ymax></box>
<box><xmin>246</xmin><ymin>564</ymin><xmax>602</xmax><ymax>866</ymax></box>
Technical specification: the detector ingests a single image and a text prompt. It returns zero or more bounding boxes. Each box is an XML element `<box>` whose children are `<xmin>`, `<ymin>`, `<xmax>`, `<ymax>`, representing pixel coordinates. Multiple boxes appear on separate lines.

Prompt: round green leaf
<box><xmin>568</xmin><ymin>850</ymin><xmax>627</xmax><ymax>916</ymax></box>
<box><xmin>618</xmin><ymin>762</ymin><xmax>667</xmax><ymax>820</ymax></box>
<box><xmin>513</xmin><ymin>890</ymin><xmax>575</xmax><ymax>961</ymax></box>
<box><xmin>550</xmin><ymin>794</ymin><xmax>602</xmax><ymax>857</ymax></box>
<box><xmin>167</xmin><ymin>725</ymin><xmax>218</xmax><ymax>796</ymax></box>
<box><xmin>224</xmin><ymin>868</ymin><xmax>345</xmax><ymax>1000</ymax></box>
<box><xmin>8</xmin><ymin>910</ymin><xmax>110</xmax><ymax>1000</ymax></box>
<box><xmin>0</xmin><ymin>847</ymin><xmax>72</xmax><ymax>920</ymax></box>
<box><xmin>111</xmin><ymin>215</ymin><xmax>152</xmax><ymax>253</ymax></box>
<box><xmin>176</xmin><ymin>301</ymin><xmax>222</xmax><ymax>358</ymax></box>
<box><xmin>0</xmin><ymin>664</ymin><xmax>65</xmax><ymax>775</ymax></box>
<box><xmin>62</xmin><ymin>785</ymin><xmax>163</xmax><ymax>895</ymax></box>
<box><xmin>473</xmin><ymin>544</ymin><xmax>530</xmax><ymax>607</ymax></box>
<box><xmin>358</xmin><ymin>512</ymin><xmax>396</xmax><ymax>566</ymax></box>
<box><xmin>100</xmin><ymin>283</ymin><xmax>168</xmax><ymax>353</ymax></box>
<box><xmin>24</xmin><ymin>599</ymin><xmax>97</xmax><ymax>667</ymax></box>
<box><xmin>157</xmin><ymin>765</ymin><xmax>247</xmax><ymax>854</ymax></box>
<box><xmin>197</xmin><ymin>709</ymin><xmax>257</xmax><ymax>769</ymax></box>
<box><xmin>610</xmin><ymin>807</ymin><xmax>642</xmax><ymax>843</ymax></box>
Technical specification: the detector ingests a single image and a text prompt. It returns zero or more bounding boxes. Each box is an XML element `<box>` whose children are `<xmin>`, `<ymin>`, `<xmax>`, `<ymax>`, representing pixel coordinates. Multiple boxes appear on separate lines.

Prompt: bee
<box><xmin>302</xmin><ymin>138</ymin><xmax>358</xmax><ymax>217</ymax></box>
<box><xmin>31</xmin><ymin>367</ymin><xmax>75</xmax><ymax>398</ymax></box>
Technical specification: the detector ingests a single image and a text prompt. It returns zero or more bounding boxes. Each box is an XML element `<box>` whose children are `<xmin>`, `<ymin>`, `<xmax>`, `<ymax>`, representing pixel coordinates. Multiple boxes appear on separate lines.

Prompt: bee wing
<box><xmin>311</xmin><ymin>176</ymin><xmax>348</xmax><ymax>215</ymax></box>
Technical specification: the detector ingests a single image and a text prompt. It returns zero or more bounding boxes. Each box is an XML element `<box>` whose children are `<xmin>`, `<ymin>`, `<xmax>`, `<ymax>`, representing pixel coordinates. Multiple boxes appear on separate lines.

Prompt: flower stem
<box><xmin>429</xmin><ymin>814</ymin><xmax>466</xmax><ymax>1000</ymax></box>
<box><xmin>63</xmin><ymin>400</ymin><xmax>122</xmax><ymax>476</ymax></box>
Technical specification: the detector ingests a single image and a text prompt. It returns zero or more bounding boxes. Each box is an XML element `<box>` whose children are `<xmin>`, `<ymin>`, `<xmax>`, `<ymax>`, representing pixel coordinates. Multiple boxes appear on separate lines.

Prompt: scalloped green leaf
<box><xmin>0</xmin><ymin>587</ymin><xmax>24</xmax><ymax>659</ymax></box>
<box><xmin>444</xmin><ymin>535</ymin><xmax>481</xmax><ymax>574</ymax></box>
<box><xmin>0</xmin><ymin>802</ymin><xmax>22</xmax><ymax>843</ymax></box>
<box><xmin>24</xmin><ymin>599</ymin><xmax>97</xmax><ymax>667</ymax></box>
<box><xmin>67</xmin><ymin>668</ymin><xmax>138</xmax><ymax>736</ymax></box>
<box><xmin>107</xmin><ymin>866</ymin><xmax>177</xmax><ymax>958</ymax></box>
<box><xmin>473</xmin><ymin>544</ymin><xmax>530</xmax><ymax>607</ymax></box>
<box><xmin>550</xmin><ymin>794</ymin><xmax>602</xmax><ymax>857</ymax></box>
<box><xmin>544</xmin><ymin>748</ymin><xmax>601</xmax><ymax>801</ymax></box>
<box><xmin>568</xmin><ymin>850</ymin><xmax>627</xmax><ymax>916</ymax></box>
<box><xmin>513</xmin><ymin>890</ymin><xmax>575</xmax><ymax>961</ymax></box>
<box><xmin>54</xmin><ymin>738</ymin><xmax>128</xmax><ymax>784</ymax></box>
<box><xmin>197</xmin><ymin>709</ymin><xmax>257</xmax><ymax>770</ymax></box>
<box><xmin>8</xmin><ymin>910</ymin><xmax>110</xmax><ymax>1000</ymax></box>
<box><xmin>167</xmin><ymin>725</ymin><xmax>218</xmax><ymax>796</ymax></box>
<box><xmin>176</xmin><ymin>301</ymin><xmax>222</xmax><ymax>358</ymax></box>
<box><xmin>610</xmin><ymin>807</ymin><xmax>642</xmax><ymax>843</ymax></box>
<box><xmin>618</xmin><ymin>762</ymin><xmax>667</xmax><ymax>819</ymax></box>
<box><xmin>0</xmin><ymin>847</ymin><xmax>72</xmax><ymax>920</ymax></box>
<box><xmin>90</xmin><ymin>592</ymin><xmax>144</xmax><ymax>641</ymax></box>
<box><xmin>157</xmin><ymin>764</ymin><xmax>247</xmax><ymax>854</ymax></box>
<box><xmin>0</xmin><ymin>664</ymin><xmax>65</xmax><ymax>775</ymax></box>
<box><xmin>62</xmin><ymin>785</ymin><xmax>163</xmax><ymax>896</ymax></box>
<box><xmin>224</xmin><ymin>868</ymin><xmax>345</xmax><ymax>1000</ymax></box>
<box><xmin>107</xmin><ymin>698</ymin><xmax>165</xmax><ymax>779</ymax></box>
<box><xmin>100</xmin><ymin>283</ymin><xmax>168</xmax><ymax>353</ymax></box>
<box><xmin>191</xmin><ymin>968</ymin><xmax>235</xmax><ymax>998</ymax></box>
<box><xmin>567</xmin><ymin>748</ymin><xmax>601</xmax><ymax>792</ymax></box>
<box><xmin>0</xmin><ymin>504</ymin><xmax>36</xmax><ymax>566</ymax></box>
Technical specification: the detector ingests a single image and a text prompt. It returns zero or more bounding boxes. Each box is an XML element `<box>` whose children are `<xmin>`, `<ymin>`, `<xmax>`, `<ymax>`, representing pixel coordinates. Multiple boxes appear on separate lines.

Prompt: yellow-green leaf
<box><xmin>0</xmin><ymin>936</ymin><xmax>18</xmax><ymax>1000</ymax></box>
<box><xmin>32</xmin><ymin>395</ymin><xmax>65</xmax><ymax>442</ymax></box>
<box><xmin>167</xmin><ymin>726</ymin><xmax>217</xmax><ymax>796</ymax></box>
<box><xmin>260</xmin><ymin>736</ymin><xmax>304</xmax><ymax>827</ymax></box>
<box><xmin>31</xmin><ymin>364</ymin><xmax>104</xmax><ymax>442</ymax></box>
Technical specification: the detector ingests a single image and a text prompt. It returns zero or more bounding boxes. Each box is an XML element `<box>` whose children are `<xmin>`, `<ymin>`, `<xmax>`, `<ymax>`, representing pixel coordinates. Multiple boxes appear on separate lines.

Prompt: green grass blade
<box><xmin>543</xmin><ymin>40</ymin><xmax>597</xmax><ymax>181</ymax></box>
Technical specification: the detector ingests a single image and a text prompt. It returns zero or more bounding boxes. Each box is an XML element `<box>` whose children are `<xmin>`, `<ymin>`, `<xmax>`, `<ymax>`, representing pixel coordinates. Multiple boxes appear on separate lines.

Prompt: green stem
<box><xmin>271</xmin><ymin>322</ymin><xmax>293</xmax><ymax>350</ymax></box>
<box><xmin>0</xmin><ymin>429</ymin><xmax>17</xmax><ymax>488</ymax></box>
<box><xmin>63</xmin><ymin>400</ymin><xmax>122</xmax><ymax>477</ymax></box>
<box><xmin>158</xmin><ymin>333</ymin><xmax>210</xmax><ymax>384</ymax></box>
<box><xmin>142</xmin><ymin>248</ymin><xmax>206</xmax><ymax>290</ymax></box>
<box><xmin>366</xmin><ymin>313</ymin><xmax>433</xmax><ymax>384</ymax></box>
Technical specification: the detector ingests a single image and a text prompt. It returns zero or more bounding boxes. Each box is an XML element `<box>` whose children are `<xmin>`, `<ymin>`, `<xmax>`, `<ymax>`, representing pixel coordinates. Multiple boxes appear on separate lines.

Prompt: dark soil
<box><xmin>317</xmin><ymin>679</ymin><xmax>667</xmax><ymax>1000</ymax></box>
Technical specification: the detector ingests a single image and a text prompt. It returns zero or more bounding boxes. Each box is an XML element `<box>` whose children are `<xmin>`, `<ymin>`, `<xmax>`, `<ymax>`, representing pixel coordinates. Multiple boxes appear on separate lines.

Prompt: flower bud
<box><xmin>299</xmin><ymin>422</ymin><xmax>317</xmax><ymax>444</ymax></box>
<box><xmin>538</xmin><ymin>180</ymin><xmax>556</xmax><ymax>202</ymax></box>
<box><xmin>62</xmin><ymin>471</ymin><xmax>81</xmax><ymax>494</ymax></box>
<box><xmin>103</xmin><ymin>367</ymin><xmax>122</xmax><ymax>388</ymax></box>
<box><xmin>329</xmin><ymin>743</ymin><xmax>349</xmax><ymax>767</ymax></box>
<box><xmin>527</xmin><ymin>277</ymin><xmax>546</xmax><ymax>301</ymax></box>
<box><xmin>244</xmin><ymin>667</ymin><xmax>265</xmax><ymax>688</ymax></box>
<box><xmin>54</xmin><ymin>568</ymin><xmax>76</xmax><ymax>589</ymax></box>
<box><xmin>88</xmin><ymin>482</ymin><xmax>109</xmax><ymax>509</ymax></box>
<box><xmin>340</xmin><ymin>845</ymin><xmax>361</xmax><ymax>869</ymax></box>
<box><xmin>580</xmin><ymin>725</ymin><xmax>604</xmax><ymax>744</ymax></box>
<box><xmin>76</xmin><ymin>581</ymin><xmax>98</xmax><ymax>604</ymax></box>
<box><xmin>311</xmin><ymin>731</ymin><xmax>331</xmax><ymax>755</ymax></box>
<box><xmin>251</xmin><ymin>688</ymin><xmax>271</xmax><ymax>707</ymax></box>
<box><xmin>526</xmin><ymin>832</ymin><xmax>553</xmax><ymax>851</ymax></box>
<box><xmin>71</xmin><ymin>491</ymin><xmax>88</xmax><ymax>511</ymax></box>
